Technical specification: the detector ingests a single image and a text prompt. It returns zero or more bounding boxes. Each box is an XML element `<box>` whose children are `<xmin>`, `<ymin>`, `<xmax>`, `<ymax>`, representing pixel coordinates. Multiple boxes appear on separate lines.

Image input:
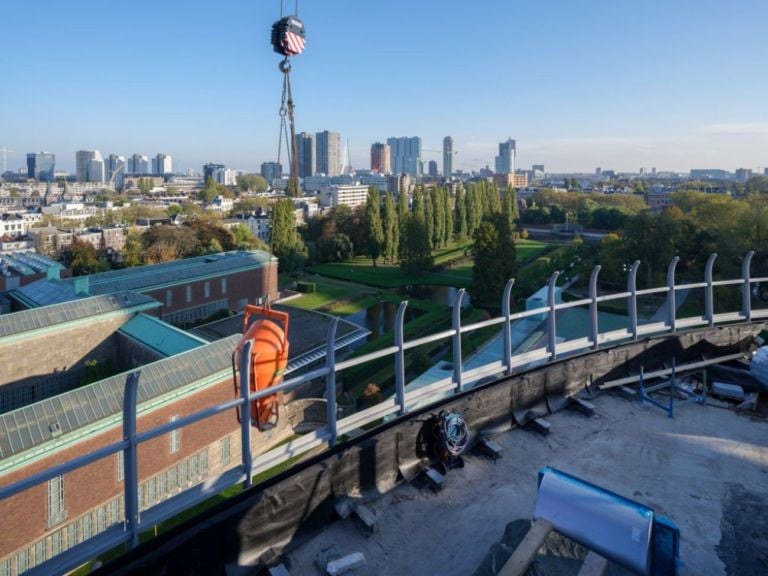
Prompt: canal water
<box><xmin>345</xmin><ymin>301</ymin><xmax>424</xmax><ymax>342</ymax></box>
<box><xmin>400</xmin><ymin>285</ymin><xmax>472</xmax><ymax>308</ymax></box>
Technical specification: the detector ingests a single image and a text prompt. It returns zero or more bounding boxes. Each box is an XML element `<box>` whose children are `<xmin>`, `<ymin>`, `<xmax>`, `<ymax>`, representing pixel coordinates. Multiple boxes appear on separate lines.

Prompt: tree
<box><xmin>70</xmin><ymin>238</ymin><xmax>109</xmax><ymax>275</ymax></box>
<box><xmin>271</xmin><ymin>198</ymin><xmax>307</xmax><ymax>273</ymax></box>
<box><xmin>364</xmin><ymin>187</ymin><xmax>385</xmax><ymax>266</ymax></box>
<box><xmin>236</xmin><ymin>173</ymin><xmax>268</xmax><ymax>193</ymax></box>
<box><xmin>430</xmin><ymin>188</ymin><xmax>444</xmax><ymax>248</ymax></box>
<box><xmin>423</xmin><ymin>191</ymin><xmax>434</xmax><ymax>251</ymax></box>
<box><xmin>122</xmin><ymin>230</ymin><xmax>145</xmax><ymax>267</ymax></box>
<box><xmin>502</xmin><ymin>188</ymin><xmax>518</xmax><ymax>232</ymax></box>
<box><xmin>471</xmin><ymin>214</ymin><xmax>517</xmax><ymax>308</ymax></box>
<box><xmin>144</xmin><ymin>224</ymin><xmax>201</xmax><ymax>259</ymax></box>
<box><xmin>382</xmin><ymin>192</ymin><xmax>399</xmax><ymax>263</ymax></box>
<box><xmin>400</xmin><ymin>214</ymin><xmax>433</xmax><ymax>276</ymax></box>
<box><xmin>454</xmin><ymin>185</ymin><xmax>467</xmax><ymax>240</ymax></box>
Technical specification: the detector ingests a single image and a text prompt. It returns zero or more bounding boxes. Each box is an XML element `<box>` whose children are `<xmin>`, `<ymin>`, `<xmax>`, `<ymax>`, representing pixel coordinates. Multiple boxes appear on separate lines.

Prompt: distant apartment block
<box><xmin>152</xmin><ymin>153</ymin><xmax>173</xmax><ymax>175</ymax></box>
<box><xmin>105</xmin><ymin>155</ymin><xmax>126</xmax><ymax>188</ymax></box>
<box><xmin>315</xmin><ymin>131</ymin><xmax>341</xmax><ymax>176</ymax></box>
<box><xmin>387</xmin><ymin>136</ymin><xmax>422</xmax><ymax>176</ymax></box>
<box><xmin>494</xmin><ymin>138</ymin><xmax>516</xmax><ymax>174</ymax></box>
<box><xmin>127</xmin><ymin>154</ymin><xmax>150</xmax><ymax>175</ymax></box>
<box><xmin>75</xmin><ymin>150</ymin><xmax>104</xmax><ymax>183</ymax></box>
<box><xmin>26</xmin><ymin>153</ymin><xmax>55</xmax><ymax>182</ymax></box>
<box><xmin>260</xmin><ymin>162</ymin><xmax>282</xmax><ymax>184</ymax></box>
<box><xmin>295</xmin><ymin>133</ymin><xmax>315</xmax><ymax>178</ymax></box>
<box><xmin>370</xmin><ymin>142</ymin><xmax>391</xmax><ymax>174</ymax></box>
<box><xmin>443</xmin><ymin>136</ymin><xmax>453</xmax><ymax>179</ymax></box>
<box><xmin>321</xmin><ymin>184</ymin><xmax>370</xmax><ymax>208</ymax></box>
<box><xmin>690</xmin><ymin>169</ymin><xmax>729</xmax><ymax>180</ymax></box>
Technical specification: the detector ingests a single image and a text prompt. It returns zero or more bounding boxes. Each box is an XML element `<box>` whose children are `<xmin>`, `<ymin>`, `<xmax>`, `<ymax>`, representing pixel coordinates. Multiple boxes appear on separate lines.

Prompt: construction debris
<box><xmin>326</xmin><ymin>552</ymin><xmax>366</xmax><ymax>576</ymax></box>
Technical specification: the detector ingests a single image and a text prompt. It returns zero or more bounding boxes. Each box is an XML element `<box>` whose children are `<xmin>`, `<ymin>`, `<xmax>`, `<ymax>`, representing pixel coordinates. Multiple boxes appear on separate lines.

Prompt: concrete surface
<box><xmin>284</xmin><ymin>394</ymin><xmax>768</xmax><ymax>575</ymax></box>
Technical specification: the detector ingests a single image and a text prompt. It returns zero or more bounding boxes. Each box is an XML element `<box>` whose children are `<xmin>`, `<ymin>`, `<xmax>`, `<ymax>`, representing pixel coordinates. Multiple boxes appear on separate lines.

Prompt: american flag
<box><xmin>282</xmin><ymin>19</ymin><xmax>305</xmax><ymax>56</ymax></box>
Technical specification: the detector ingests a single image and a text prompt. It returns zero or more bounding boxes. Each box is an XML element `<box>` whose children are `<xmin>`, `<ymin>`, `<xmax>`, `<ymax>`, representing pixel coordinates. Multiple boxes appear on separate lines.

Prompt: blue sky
<box><xmin>2</xmin><ymin>0</ymin><xmax>767</xmax><ymax>174</ymax></box>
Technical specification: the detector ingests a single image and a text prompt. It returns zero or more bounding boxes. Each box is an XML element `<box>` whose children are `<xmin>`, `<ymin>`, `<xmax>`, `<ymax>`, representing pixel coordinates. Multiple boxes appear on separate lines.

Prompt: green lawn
<box><xmin>308</xmin><ymin>258</ymin><xmax>473</xmax><ymax>288</ymax></box>
<box><xmin>515</xmin><ymin>239</ymin><xmax>559</xmax><ymax>262</ymax></box>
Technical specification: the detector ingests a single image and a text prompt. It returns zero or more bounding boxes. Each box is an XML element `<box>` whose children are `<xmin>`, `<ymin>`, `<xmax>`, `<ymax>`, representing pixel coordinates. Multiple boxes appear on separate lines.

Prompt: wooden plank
<box><xmin>577</xmin><ymin>551</ymin><xmax>608</xmax><ymax>576</ymax></box>
<box><xmin>498</xmin><ymin>519</ymin><xmax>553</xmax><ymax>576</ymax></box>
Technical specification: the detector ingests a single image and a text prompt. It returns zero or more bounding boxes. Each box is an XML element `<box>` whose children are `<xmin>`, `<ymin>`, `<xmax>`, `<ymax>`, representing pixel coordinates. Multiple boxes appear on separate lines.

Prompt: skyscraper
<box><xmin>315</xmin><ymin>131</ymin><xmax>341</xmax><ymax>176</ymax></box>
<box><xmin>387</xmin><ymin>136</ymin><xmax>422</xmax><ymax>176</ymax></box>
<box><xmin>428</xmin><ymin>160</ymin><xmax>438</xmax><ymax>178</ymax></box>
<box><xmin>261</xmin><ymin>161</ymin><xmax>282</xmax><ymax>184</ymax></box>
<box><xmin>26</xmin><ymin>152</ymin><xmax>55</xmax><ymax>182</ymax></box>
<box><xmin>494</xmin><ymin>138</ymin><xmax>516</xmax><ymax>174</ymax></box>
<box><xmin>152</xmin><ymin>153</ymin><xmax>173</xmax><ymax>175</ymax></box>
<box><xmin>106</xmin><ymin>154</ymin><xmax>126</xmax><ymax>188</ymax></box>
<box><xmin>442</xmin><ymin>136</ymin><xmax>453</xmax><ymax>179</ymax></box>
<box><xmin>127</xmin><ymin>154</ymin><xmax>149</xmax><ymax>174</ymax></box>
<box><xmin>76</xmin><ymin>150</ymin><xmax>104</xmax><ymax>182</ymax></box>
<box><xmin>296</xmin><ymin>132</ymin><xmax>315</xmax><ymax>178</ymax></box>
<box><xmin>370</xmin><ymin>142</ymin><xmax>391</xmax><ymax>174</ymax></box>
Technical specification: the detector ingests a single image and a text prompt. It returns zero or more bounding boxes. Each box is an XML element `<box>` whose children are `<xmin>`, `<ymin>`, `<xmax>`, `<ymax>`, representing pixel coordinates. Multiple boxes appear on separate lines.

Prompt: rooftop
<box><xmin>285</xmin><ymin>393</ymin><xmax>768</xmax><ymax>575</ymax></box>
<box><xmin>0</xmin><ymin>291</ymin><xmax>159</xmax><ymax>339</ymax></box>
<box><xmin>67</xmin><ymin>250</ymin><xmax>275</xmax><ymax>296</ymax></box>
<box><xmin>0</xmin><ymin>335</ymin><xmax>240</xmax><ymax>471</ymax></box>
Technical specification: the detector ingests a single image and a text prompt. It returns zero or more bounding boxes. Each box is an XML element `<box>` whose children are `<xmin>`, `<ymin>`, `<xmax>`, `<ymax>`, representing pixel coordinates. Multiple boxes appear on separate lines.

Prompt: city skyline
<box><xmin>2</xmin><ymin>0</ymin><xmax>767</xmax><ymax>174</ymax></box>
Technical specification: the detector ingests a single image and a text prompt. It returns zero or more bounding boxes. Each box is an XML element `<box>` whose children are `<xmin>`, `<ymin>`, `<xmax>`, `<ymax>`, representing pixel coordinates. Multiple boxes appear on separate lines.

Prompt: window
<box><xmin>47</xmin><ymin>475</ymin><xmax>66</xmax><ymax>527</ymax></box>
<box><xmin>204</xmin><ymin>281</ymin><xmax>210</xmax><ymax>298</ymax></box>
<box><xmin>170</xmin><ymin>416</ymin><xmax>180</xmax><ymax>454</ymax></box>
<box><xmin>34</xmin><ymin>541</ymin><xmax>46</xmax><ymax>567</ymax></box>
<box><xmin>166</xmin><ymin>289</ymin><xmax>173</xmax><ymax>307</ymax></box>
<box><xmin>186</xmin><ymin>285</ymin><xmax>192</xmax><ymax>303</ymax></box>
<box><xmin>221</xmin><ymin>278</ymin><xmax>227</xmax><ymax>294</ymax></box>
<box><xmin>117</xmin><ymin>453</ymin><xmax>124</xmax><ymax>482</ymax></box>
<box><xmin>16</xmin><ymin>548</ymin><xmax>30</xmax><ymax>573</ymax></box>
<box><xmin>220</xmin><ymin>436</ymin><xmax>231</xmax><ymax>467</ymax></box>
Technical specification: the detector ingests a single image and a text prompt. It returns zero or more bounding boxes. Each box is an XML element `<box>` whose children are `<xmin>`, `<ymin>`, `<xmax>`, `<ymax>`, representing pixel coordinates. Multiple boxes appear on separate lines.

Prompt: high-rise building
<box><xmin>127</xmin><ymin>154</ymin><xmax>149</xmax><ymax>175</ymax></box>
<box><xmin>203</xmin><ymin>163</ymin><xmax>226</xmax><ymax>182</ymax></box>
<box><xmin>428</xmin><ymin>160</ymin><xmax>438</xmax><ymax>178</ymax></box>
<box><xmin>315</xmin><ymin>131</ymin><xmax>341</xmax><ymax>176</ymax></box>
<box><xmin>370</xmin><ymin>142</ymin><xmax>391</xmax><ymax>174</ymax></box>
<box><xmin>106</xmin><ymin>154</ymin><xmax>126</xmax><ymax>188</ymax></box>
<box><xmin>735</xmin><ymin>168</ymin><xmax>753</xmax><ymax>182</ymax></box>
<box><xmin>26</xmin><ymin>152</ymin><xmax>55</xmax><ymax>182</ymax></box>
<box><xmin>76</xmin><ymin>150</ymin><xmax>104</xmax><ymax>182</ymax></box>
<box><xmin>387</xmin><ymin>136</ymin><xmax>422</xmax><ymax>176</ymax></box>
<box><xmin>261</xmin><ymin>162</ymin><xmax>283</xmax><ymax>184</ymax></box>
<box><xmin>152</xmin><ymin>153</ymin><xmax>173</xmax><ymax>175</ymax></box>
<box><xmin>532</xmin><ymin>164</ymin><xmax>545</xmax><ymax>173</ymax></box>
<box><xmin>443</xmin><ymin>136</ymin><xmax>453</xmax><ymax>179</ymax></box>
<box><xmin>296</xmin><ymin>132</ymin><xmax>315</xmax><ymax>178</ymax></box>
<box><xmin>494</xmin><ymin>138</ymin><xmax>516</xmax><ymax>174</ymax></box>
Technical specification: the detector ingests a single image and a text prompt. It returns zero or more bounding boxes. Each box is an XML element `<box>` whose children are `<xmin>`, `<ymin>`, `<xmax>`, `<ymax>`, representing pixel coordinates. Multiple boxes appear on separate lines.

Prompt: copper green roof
<box><xmin>119</xmin><ymin>314</ymin><xmax>209</xmax><ymax>357</ymax></box>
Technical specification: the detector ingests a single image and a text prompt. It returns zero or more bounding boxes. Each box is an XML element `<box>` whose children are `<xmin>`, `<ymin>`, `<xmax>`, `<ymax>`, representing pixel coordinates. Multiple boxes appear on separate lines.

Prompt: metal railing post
<box><xmin>547</xmin><ymin>271</ymin><xmax>560</xmax><ymax>361</ymax></box>
<box><xmin>742</xmin><ymin>250</ymin><xmax>755</xmax><ymax>321</ymax></box>
<box><xmin>628</xmin><ymin>261</ymin><xmax>640</xmax><ymax>339</ymax></box>
<box><xmin>666</xmin><ymin>257</ymin><xmax>679</xmax><ymax>332</ymax></box>
<box><xmin>122</xmin><ymin>371</ymin><xmax>141</xmax><ymax>550</ymax></box>
<box><xmin>589</xmin><ymin>265</ymin><xmax>601</xmax><ymax>349</ymax></box>
<box><xmin>394</xmin><ymin>301</ymin><xmax>408</xmax><ymax>414</ymax></box>
<box><xmin>502</xmin><ymin>279</ymin><xmax>515</xmax><ymax>375</ymax></box>
<box><xmin>239</xmin><ymin>340</ymin><xmax>254</xmax><ymax>489</ymax></box>
<box><xmin>705</xmin><ymin>253</ymin><xmax>717</xmax><ymax>326</ymax></box>
<box><xmin>453</xmin><ymin>289</ymin><xmax>466</xmax><ymax>392</ymax></box>
<box><xmin>325</xmin><ymin>317</ymin><xmax>339</xmax><ymax>447</ymax></box>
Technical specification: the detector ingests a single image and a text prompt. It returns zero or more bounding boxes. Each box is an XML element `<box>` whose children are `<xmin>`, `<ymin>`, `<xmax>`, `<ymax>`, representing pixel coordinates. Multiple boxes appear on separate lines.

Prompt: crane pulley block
<box><xmin>271</xmin><ymin>16</ymin><xmax>306</xmax><ymax>57</ymax></box>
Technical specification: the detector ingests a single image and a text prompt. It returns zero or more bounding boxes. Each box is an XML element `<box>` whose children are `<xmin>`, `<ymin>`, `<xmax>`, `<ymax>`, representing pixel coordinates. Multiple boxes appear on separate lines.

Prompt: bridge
<box><xmin>1</xmin><ymin>251</ymin><xmax>766</xmax><ymax>575</ymax></box>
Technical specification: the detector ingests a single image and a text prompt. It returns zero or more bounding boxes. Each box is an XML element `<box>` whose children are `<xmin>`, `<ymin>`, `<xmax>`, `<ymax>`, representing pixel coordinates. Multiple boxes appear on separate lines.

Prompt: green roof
<box><xmin>68</xmin><ymin>250</ymin><xmax>276</xmax><ymax>295</ymax></box>
<box><xmin>119</xmin><ymin>314</ymin><xmax>209</xmax><ymax>357</ymax></box>
<box><xmin>0</xmin><ymin>292</ymin><xmax>160</xmax><ymax>339</ymax></box>
<box><xmin>0</xmin><ymin>335</ymin><xmax>241</xmax><ymax>467</ymax></box>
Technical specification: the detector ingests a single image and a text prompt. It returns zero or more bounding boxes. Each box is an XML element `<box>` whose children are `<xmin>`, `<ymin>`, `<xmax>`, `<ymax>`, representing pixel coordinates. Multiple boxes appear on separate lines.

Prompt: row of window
<box><xmin>5</xmin><ymin>442</ymin><xmax>229</xmax><ymax>576</ymax></box>
<box><xmin>2</xmin><ymin>498</ymin><xmax>122</xmax><ymax>576</ymax></box>
<box><xmin>165</xmin><ymin>278</ymin><xmax>228</xmax><ymax>308</ymax></box>
<box><xmin>161</xmin><ymin>299</ymin><xmax>228</xmax><ymax>326</ymax></box>
<box><xmin>0</xmin><ymin>370</ymin><xmax>81</xmax><ymax>414</ymax></box>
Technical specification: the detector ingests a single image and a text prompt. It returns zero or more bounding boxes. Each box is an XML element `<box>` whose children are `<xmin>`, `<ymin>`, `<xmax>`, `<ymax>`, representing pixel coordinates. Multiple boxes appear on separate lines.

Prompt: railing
<box><xmin>1</xmin><ymin>251</ymin><xmax>766</xmax><ymax>576</ymax></box>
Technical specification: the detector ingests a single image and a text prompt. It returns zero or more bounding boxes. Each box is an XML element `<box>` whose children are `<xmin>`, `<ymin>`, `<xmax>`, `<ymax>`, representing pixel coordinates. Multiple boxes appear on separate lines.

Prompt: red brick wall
<box><xmin>0</xmin><ymin>377</ymin><xmax>239</xmax><ymax>558</ymax></box>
